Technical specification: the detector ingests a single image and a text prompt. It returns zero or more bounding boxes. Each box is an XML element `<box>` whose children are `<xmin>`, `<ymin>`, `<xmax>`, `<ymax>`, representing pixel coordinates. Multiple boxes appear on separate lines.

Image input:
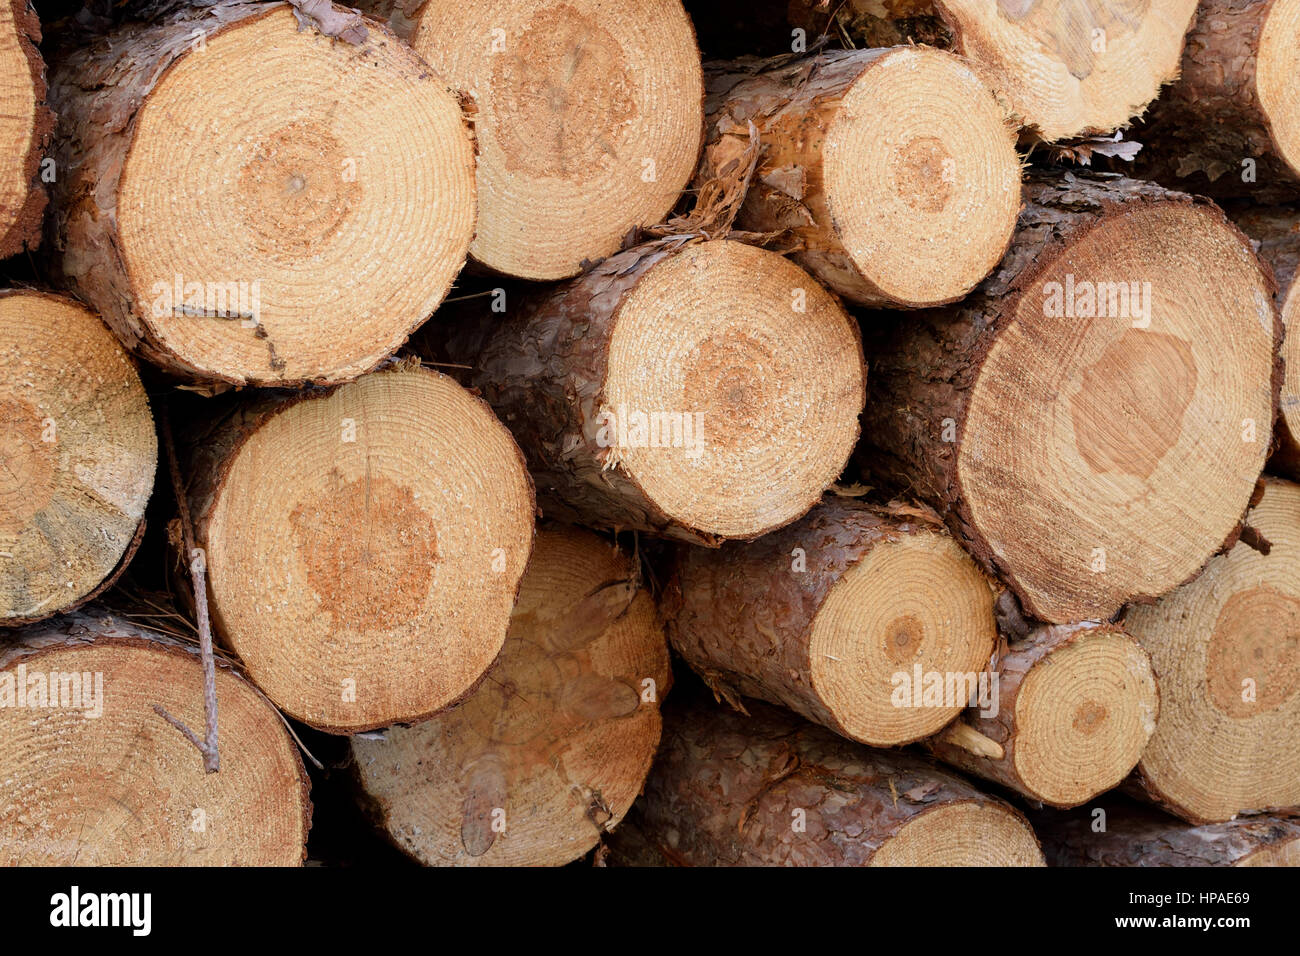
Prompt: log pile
<box><xmin>1</xmin><ymin>0</ymin><xmax>1298</xmax><ymax>869</ymax></box>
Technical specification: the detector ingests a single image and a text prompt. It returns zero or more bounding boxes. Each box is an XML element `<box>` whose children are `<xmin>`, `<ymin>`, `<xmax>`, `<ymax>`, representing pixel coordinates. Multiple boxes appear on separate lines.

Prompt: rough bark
<box><xmin>0</xmin><ymin>0</ymin><xmax>52</xmax><ymax>258</ymax></box>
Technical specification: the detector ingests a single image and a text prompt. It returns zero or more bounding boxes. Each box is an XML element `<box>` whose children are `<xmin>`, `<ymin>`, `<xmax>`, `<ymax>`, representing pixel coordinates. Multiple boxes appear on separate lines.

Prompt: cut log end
<box><xmin>957</xmin><ymin>200</ymin><xmax>1275</xmax><ymax>622</ymax></box>
<box><xmin>604</xmin><ymin>240</ymin><xmax>864</xmax><ymax>539</ymax></box>
<box><xmin>408</xmin><ymin>0</ymin><xmax>703</xmax><ymax>279</ymax></box>
<box><xmin>352</xmin><ymin>527</ymin><xmax>671</xmax><ymax>866</ymax></box>
<box><xmin>201</xmin><ymin>365</ymin><xmax>534</xmax><ymax>732</ymax></box>
<box><xmin>1253</xmin><ymin>0</ymin><xmax>1300</xmax><ymax>177</ymax></box>
<box><xmin>0</xmin><ymin>613</ymin><xmax>310</xmax><ymax>865</ymax></box>
<box><xmin>1126</xmin><ymin>477</ymin><xmax>1300</xmax><ymax>823</ymax></box>
<box><xmin>0</xmin><ymin>0</ymin><xmax>48</xmax><ymax>258</ymax></box>
<box><xmin>824</xmin><ymin>47</ymin><xmax>1020</xmax><ymax>306</ymax></box>
<box><xmin>0</xmin><ymin>291</ymin><xmax>156</xmax><ymax>626</ymax></box>
<box><xmin>867</xmin><ymin>801</ymin><xmax>1043</xmax><ymax>866</ymax></box>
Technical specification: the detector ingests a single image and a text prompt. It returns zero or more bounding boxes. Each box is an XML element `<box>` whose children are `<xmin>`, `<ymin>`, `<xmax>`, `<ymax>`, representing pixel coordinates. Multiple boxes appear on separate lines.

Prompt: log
<box><xmin>1230</xmin><ymin>205</ymin><xmax>1300</xmax><ymax>476</ymax></box>
<box><xmin>665</xmin><ymin>496</ymin><xmax>999</xmax><ymax>746</ymax></box>
<box><xmin>856</xmin><ymin>172</ymin><xmax>1279</xmax><ymax>624</ymax></box>
<box><xmin>927</xmin><ymin>622</ymin><xmax>1158</xmax><ymax>807</ymax></box>
<box><xmin>350</xmin><ymin>525</ymin><xmax>671</xmax><ymax>866</ymax></box>
<box><xmin>606</xmin><ymin>696</ymin><xmax>1045</xmax><ymax>866</ymax></box>
<box><xmin>0</xmin><ymin>290</ymin><xmax>156</xmax><ymax>626</ymax></box>
<box><xmin>0</xmin><ymin>0</ymin><xmax>51</xmax><ymax>258</ymax></box>
<box><xmin>182</xmin><ymin>362</ymin><xmax>535</xmax><ymax>733</ymax></box>
<box><xmin>788</xmin><ymin>0</ymin><xmax>1199</xmax><ymax>141</ymax></box>
<box><xmin>1033</xmin><ymin>799</ymin><xmax>1300</xmax><ymax>866</ymax></box>
<box><xmin>1124</xmin><ymin>476</ymin><xmax>1300</xmax><ymax>823</ymax></box>
<box><xmin>0</xmin><ymin>610</ymin><xmax>310</xmax><ymax>865</ymax></box>
<box><xmin>454</xmin><ymin>238</ymin><xmax>866</xmax><ymax>545</ymax></box>
<box><xmin>1135</xmin><ymin>0</ymin><xmax>1300</xmax><ymax>202</ymax></box>
<box><xmin>47</xmin><ymin>0</ymin><xmax>476</xmax><ymax>386</ymax></box>
<box><xmin>384</xmin><ymin>0</ymin><xmax>703</xmax><ymax>280</ymax></box>
<box><xmin>702</xmin><ymin>48</ymin><xmax>1021</xmax><ymax>308</ymax></box>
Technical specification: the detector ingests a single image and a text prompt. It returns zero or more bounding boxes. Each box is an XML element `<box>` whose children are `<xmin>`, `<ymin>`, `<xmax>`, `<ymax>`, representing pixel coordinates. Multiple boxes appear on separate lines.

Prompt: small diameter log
<box><xmin>1230</xmin><ymin>206</ymin><xmax>1300</xmax><ymax>475</ymax></box>
<box><xmin>1034</xmin><ymin>799</ymin><xmax>1300</xmax><ymax>866</ymax></box>
<box><xmin>48</xmin><ymin>1</ymin><xmax>476</xmax><ymax>386</ymax></box>
<box><xmin>1136</xmin><ymin>0</ymin><xmax>1300</xmax><ymax>201</ymax></box>
<box><xmin>789</xmin><ymin>0</ymin><xmax>1199</xmax><ymax>141</ymax></box>
<box><xmin>351</xmin><ymin>526</ymin><xmax>671</xmax><ymax>866</ymax></box>
<box><xmin>457</xmin><ymin>238</ymin><xmax>866</xmax><ymax>545</ymax></box>
<box><xmin>606</xmin><ymin>697</ymin><xmax>1045</xmax><ymax>866</ymax></box>
<box><xmin>0</xmin><ymin>290</ymin><xmax>156</xmax><ymax>625</ymax></box>
<box><xmin>0</xmin><ymin>611</ymin><xmax>310</xmax><ymax>865</ymax></box>
<box><xmin>1124</xmin><ymin>477</ymin><xmax>1300</xmax><ymax>823</ymax></box>
<box><xmin>927</xmin><ymin>622</ymin><xmax>1158</xmax><ymax>807</ymax></box>
<box><xmin>393</xmin><ymin>0</ymin><xmax>703</xmax><ymax>280</ymax></box>
<box><xmin>0</xmin><ymin>0</ymin><xmax>51</xmax><ymax>258</ymax></box>
<box><xmin>184</xmin><ymin>363</ymin><xmax>535</xmax><ymax>733</ymax></box>
<box><xmin>703</xmin><ymin>48</ymin><xmax>1021</xmax><ymax>308</ymax></box>
<box><xmin>666</xmin><ymin>496</ymin><xmax>998</xmax><ymax>746</ymax></box>
<box><xmin>857</xmin><ymin>172</ymin><xmax>1279</xmax><ymax>624</ymax></box>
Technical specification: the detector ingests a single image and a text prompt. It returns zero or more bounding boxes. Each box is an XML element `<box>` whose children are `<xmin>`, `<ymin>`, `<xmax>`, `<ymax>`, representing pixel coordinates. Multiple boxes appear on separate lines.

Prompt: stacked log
<box><xmin>0</xmin><ymin>0</ymin><xmax>51</xmax><ymax>258</ymax></box>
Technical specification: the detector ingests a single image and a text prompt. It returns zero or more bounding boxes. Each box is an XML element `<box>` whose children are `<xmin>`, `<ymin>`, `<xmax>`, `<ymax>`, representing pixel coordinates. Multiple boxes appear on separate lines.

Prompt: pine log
<box><xmin>1134</xmin><ymin>0</ymin><xmax>1300</xmax><ymax>202</ymax></box>
<box><xmin>606</xmin><ymin>696</ymin><xmax>1045</xmax><ymax>866</ymax></box>
<box><xmin>449</xmin><ymin>238</ymin><xmax>866</xmax><ymax>545</ymax></box>
<box><xmin>788</xmin><ymin>0</ymin><xmax>1199</xmax><ymax>141</ymax></box>
<box><xmin>373</xmin><ymin>0</ymin><xmax>703</xmax><ymax>280</ymax></box>
<box><xmin>1230</xmin><ymin>205</ymin><xmax>1300</xmax><ymax>476</ymax></box>
<box><xmin>0</xmin><ymin>610</ymin><xmax>310</xmax><ymax>865</ymax></box>
<box><xmin>927</xmin><ymin>622</ymin><xmax>1157</xmax><ymax>807</ymax></box>
<box><xmin>1034</xmin><ymin>799</ymin><xmax>1300</xmax><ymax>866</ymax></box>
<box><xmin>1124</xmin><ymin>476</ymin><xmax>1300</xmax><ymax>823</ymax></box>
<box><xmin>856</xmin><ymin>172</ymin><xmax>1279</xmax><ymax>624</ymax></box>
<box><xmin>0</xmin><ymin>290</ymin><xmax>156</xmax><ymax>626</ymax></box>
<box><xmin>350</xmin><ymin>526</ymin><xmax>671</xmax><ymax>865</ymax></box>
<box><xmin>666</xmin><ymin>496</ymin><xmax>999</xmax><ymax>746</ymax></box>
<box><xmin>47</xmin><ymin>0</ymin><xmax>476</xmax><ymax>386</ymax></box>
<box><xmin>181</xmin><ymin>362</ymin><xmax>535</xmax><ymax>733</ymax></box>
<box><xmin>702</xmin><ymin>48</ymin><xmax>1021</xmax><ymax>308</ymax></box>
<box><xmin>0</xmin><ymin>0</ymin><xmax>51</xmax><ymax>258</ymax></box>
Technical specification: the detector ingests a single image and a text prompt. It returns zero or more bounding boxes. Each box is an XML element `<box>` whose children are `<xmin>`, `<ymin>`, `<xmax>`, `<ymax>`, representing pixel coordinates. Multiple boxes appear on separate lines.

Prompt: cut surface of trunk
<box><xmin>399</xmin><ymin>0</ymin><xmax>703</xmax><ymax>279</ymax></box>
<box><xmin>927</xmin><ymin>622</ymin><xmax>1158</xmax><ymax>807</ymax></box>
<box><xmin>460</xmin><ymin>238</ymin><xmax>866</xmax><ymax>544</ymax></box>
<box><xmin>0</xmin><ymin>611</ymin><xmax>310</xmax><ymax>865</ymax></box>
<box><xmin>789</xmin><ymin>0</ymin><xmax>1199</xmax><ymax>141</ymax></box>
<box><xmin>186</xmin><ymin>363</ymin><xmax>535</xmax><ymax>733</ymax></box>
<box><xmin>49</xmin><ymin>1</ymin><xmax>476</xmax><ymax>386</ymax></box>
<box><xmin>0</xmin><ymin>290</ymin><xmax>156</xmax><ymax>625</ymax></box>
<box><xmin>1136</xmin><ymin>0</ymin><xmax>1300</xmax><ymax>200</ymax></box>
<box><xmin>0</xmin><ymin>0</ymin><xmax>51</xmax><ymax>258</ymax></box>
<box><xmin>607</xmin><ymin>696</ymin><xmax>1045</xmax><ymax>866</ymax></box>
<box><xmin>351</xmin><ymin>526</ymin><xmax>671</xmax><ymax>866</ymax></box>
<box><xmin>667</xmin><ymin>496</ymin><xmax>998</xmax><ymax>746</ymax></box>
<box><xmin>703</xmin><ymin>47</ymin><xmax>1021</xmax><ymax>308</ymax></box>
<box><xmin>857</xmin><ymin>173</ymin><xmax>1279</xmax><ymax>624</ymax></box>
<box><xmin>1124</xmin><ymin>477</ymin><xmax>1300</xmax><ymax>823</ymax></box>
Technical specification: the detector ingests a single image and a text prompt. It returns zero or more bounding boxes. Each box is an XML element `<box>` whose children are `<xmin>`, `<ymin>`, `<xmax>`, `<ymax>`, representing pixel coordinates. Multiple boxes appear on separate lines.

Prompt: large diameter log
<box><xmin>459</xmin><ymin>238</ymin><xmax>866</xmax><ymax>545</ymax></box>
<box><xmin>1230</xmin><ymin>206</ymin><xmax>1300</xmax><ymax>475</ymax></box>
<box><xmin>857</xmin><ymin>172</ymin><xmax>1279</xmax><ymax>624</ymax></box>
<box><xmin>606</xmin><ymin>697</ymin><xmax>1045</xmax><ymax>866</ymax></box>
<box><xmin>666</xmin><ymin>497</ymin><xmax>998</xmax><ymax>746</ymax></box>
<box><xmin>0</xmin><ymin>290</ymin><xmax>155</xmax><ymax>625</ymax></box>
<box><xmin>703</xmin><ymin>48</ymin><xmax>1021</xmax><ymax>308</ymax></box>
<box><xmin>1034</xmin><ymin>799</ymin><xmax>1300</xmax><ymax>866</ymax></box>
<box><xmin>48</xmin><ymin>1</ymin><xmax>476</xmax><ymax>386</ymax></box>
<box><xmin>351</xmin><ymin>526</ymin><xmax>671</xmax><ymax>866</ymax></box>
<box><xmin>0</xmin><ymin>611</ymin><xmax>310</xmax><ymax>865</ymax></box>
<box><xmin>1135</xmin><ymin>0</ymin><xmax>1300</xmax><ymax>201</ymax></box>
<box><xmin>394</xmin><ymin>0</ymin><xmax>703</xmax><ymax>280</ymax></box>
<box><xmin>789</xmin><ymin>0</ymin><xmax>1199</xmax><ymax>141</ymax></box>
<box><xmin>184</xmin><ymin>363</ymin><xmax>535</xmax><ymax>732</ymax></box>
<box><xmin>927</xmin><ymin>622</ymin><xmax>1157</xmax><ymax>807</ymax></box>
<box><xmin>1124</xmin><ymin>477</ymin><xmax>1300</xmax><ymax>823</ymax></box>
<box><xmin>0</xmin><ymin>0</ymin><xmax>51</xmax><ymax>258</ymax></box>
